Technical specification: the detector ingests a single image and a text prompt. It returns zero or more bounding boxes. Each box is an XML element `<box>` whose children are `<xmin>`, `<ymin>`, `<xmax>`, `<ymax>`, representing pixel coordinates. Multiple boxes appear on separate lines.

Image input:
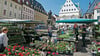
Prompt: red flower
<box><xmin>56</xmin><ymin>52</ymin><xmax>59</xmax><ymax>55</ymax></box>
<box><xmin>13</xmin><ymin>46</ymin><xmax>17</xmax><ymax>49</ymax></box>
<box><xmin>18</xmin><ymin>53</ymin><xmax>22</xmax><ymax>55</ymax></box>
<box><xmin>25</xmin><ymin>47</ymin><xmax>28</xmax><ymax>48</ymax></box>
<box><xmin>9</xmin><ymin>45</ymin><xmax>11</xmax><ymax>47</ymax></box>
<box><xmin>34</xmin><ymin>52</ymin><xmax>37</xmax><ymax>53</ymax></box>
<box><xmin>16</xmin><ymin>44</ymin><xmax>18</xmax><ymax>45</ymax></box>
<box><xmin>18</xmin><ymin>45</ymin><xmax>21</xmax><ymax>47</ymax></box>
<box><xmin>38</xmin><ymin>51</ymin><xmax>41</xmax><ymax>54</ymax></box>
<box><xmin>52</xmin><ymin>52</ymin><xmax>55</xmax><ymax>55</ymax></box>
<box><xmin>48</xmin><ymin>52</ymin><xmax>51</xmax><ymax>54</ymax></box>
<box><xmin>15</xmin><ymin>53</ymin><xmax>17</xmax><ymax>55</ymax></box>
<box><xmin>72</xmin><ymin>48</ymin><xmax>73</xmax><ymax>50</ymax></box>
<box><xmin>2</xmin><ymin>54</ymin><xmax>6</xmax><ymax>56</ymax></box>
<box><xmin>8</xmin><ymin>52</ymin><xmax>11</xmax><ymax>55</ymax></box>
<box><xmin>21</xmin><ymin>46</ymin><xmax>24</xmax><ymax>50</ymax></box>
<box><xmin>25</xmin><ymin>50</ymin><xmax>28</xmax><ymax>52</ymax></box>
<box><xmin>98</xmin><ymin>48</ymin><xmax>100</xmax><ymax>50</ymax></box>
<box><xmin>29</xmin><ymin>48</ymin><xmax>31</xmax><ymax>49</ymax></box>
<box><xmin>27</xmin><ymin>52</ymin><xmax>30</xmax><ymax>55</ymax></box>
<box><xmin>32</xmin><ymin>54</ymin><xmax>35</xmax><ymax>56</ymax></box>
<box><xmin>12</xmin><ymin>49</ymin><xmax>15</xmax><ymax>51</ymax></box>
<box><xmin>5</xmin><ymin>47</ymin><xmax>8</xmax><ymax>50</ymax></box>
<box><xmin>33</xmin><ymin>49</ymin><xmax>36</xmax><ymax>51</ymax></box>
<box><xmin>8</xmin><ymin>48</ymin><xmax>11</xmax><ymax>51</ymax></box>
<box><xmin>0</xmin><ymin>54</ymin><xmax>3</xmax><ymax>56</ymax></box>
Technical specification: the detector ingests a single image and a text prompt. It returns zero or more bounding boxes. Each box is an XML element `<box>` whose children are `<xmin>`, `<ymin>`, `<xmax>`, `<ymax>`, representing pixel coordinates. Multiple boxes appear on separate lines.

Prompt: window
<box><xmin>10</xmin><ymin>3</ymin><xmax>12</xmax><ymax>7</ymax></box>
<box><xmin>26</xmin><ymin>15</ymin><xmax>27</xmax><ymax>19</ymax></box>
<box><xmin>72</xmin><ymin>9</ymin><xmax>73</xmax><ymax>11</ymax></box>
<box><xmin>28</xmin><ymin>16</ymin><xmax>29</xmax><ymax>19</ymax></box>
<box><xmin>18</xmin><ymin>0</ymin><xmax>20</xmax><ymax>3</ymax></box>
<box><xmin>22</xmin><ymin>0</ymin><xmax>24</xmax><ymax>2</ymax></box>
<box><xmin>9</xmin><ymin>11</ymin><xmax>12</xmax><ymax>16</ymax></box>
<box><xmin>15</xmin><ymin>5</ymin><xmax>17</xmax><ymax>9</ymax></box>
<box><xmin>69</xmin><ymin>9</ymin><xmax>70</xmax><ymax>11</ymax></box>
<box><xmin>3</xmin><ymin>10</ymin><xmax>6</xmax><ymax>15</ymax></box>
<box><xmin>14</xmin><ymin>13</ymin><xmax>16</xmax><ymax>18</ymax></box>
<box><xmin>26</xmin><ymin>8</ymin><xmax>27</xmax><ymax>12</ymax></box>
<box><xmin>62</xmin><ymin>10</ymin><xmax>63</xmax><ymax>12</ymax></box>
<box><xmin>69</xmin><ymin>4</ymin><xmax>70</xmax><ymax>6</ymax></box>
<box><xmin>23</xmin><ymin>14</ymin><xmax>24</xmax><ymax>19</ymax></box>
<box><xmin>5</xmin><ymin>1</ymin><xmax>7</xmax><ymax>5</ymax></box>
<box><xmin>24</xmin><ymin>7</ymin><xmax>25</xmax><ymax>11</ymax></box>
<box><xmin>19</xmin><ymin>7</ymin><xmax>21</xmax><ymax>10</ymax></box>
<box><xmin>72</xmin><ymin>4</ymin><xmax>73</xmax><ymax>6</ymax></box>
<box><xmin>74</xmin><ymin>9</ymin><xmax>76</xmax><ymax>11</ymax></box>
<box><xmin>26</xmin><ymin>1</ymin><xmax>29</xmax><ymax>5</ymax></box>
<box><xmin>19</xmin><ymin>14</ymin><xmax>20</xmax><ymax>18</ymax></box>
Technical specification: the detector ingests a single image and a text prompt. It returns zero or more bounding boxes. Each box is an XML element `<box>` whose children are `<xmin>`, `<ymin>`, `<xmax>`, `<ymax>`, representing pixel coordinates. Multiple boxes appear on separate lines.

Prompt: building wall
<box><xmin>0</xmin><ymin>0</ymin><xmax>21</xmax><ymax>19</ymax></box>
<box><xmin>94</xmin><ymin>9</ymin><xmax>100</xmax><ymax>19</ymax></box>
<box><xmin>22</xmin><ymin>4</ymin><xmax>34</xmax><ymax>20</ymax></box>
<box><xmin>84</xmin><ymin>13</ymin><xmax>94</xmax><ymax>19</ymax></box>
<box><xmin>34</xmin><ymin>10</ymin><xmax>48</xmax><ymax>24</ymax></box>
<box><xmin>59</xmin><ymin>0</ymin><xmax>80</xmax><ymax>19</ymax></box>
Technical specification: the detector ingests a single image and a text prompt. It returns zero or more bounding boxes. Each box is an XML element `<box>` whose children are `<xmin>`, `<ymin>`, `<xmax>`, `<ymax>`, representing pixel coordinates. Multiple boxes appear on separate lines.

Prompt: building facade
<box><xmin>0</xmin><ymin>0</ymin><xmax>22</xmax><ymax>19</ymax></box>
<box><xmin>84</xmin><ymin>0</ymin><xmax>100</xmax><ymax>19</ymax></box>
<box><xmin>94</xmin><ymin>2</ymin><xmax>100</xmax><ymax>23</ymax></box>
<box><xmin>30</xmin><ymin>0</ymin><xmax>48</xmax><ymax>24</ymax></box>
<box><xmin>59</xmin><ymin>0</ymin><xmax>80</xmax><ymax>20</ymax></box>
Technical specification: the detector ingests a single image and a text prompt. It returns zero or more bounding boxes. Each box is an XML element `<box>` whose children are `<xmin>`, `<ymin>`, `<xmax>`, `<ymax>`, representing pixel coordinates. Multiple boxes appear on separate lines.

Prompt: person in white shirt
<box><xmin>0</xmin><ymin>27</ymin><xmax>8</xmax><ymax>52</ymax></box>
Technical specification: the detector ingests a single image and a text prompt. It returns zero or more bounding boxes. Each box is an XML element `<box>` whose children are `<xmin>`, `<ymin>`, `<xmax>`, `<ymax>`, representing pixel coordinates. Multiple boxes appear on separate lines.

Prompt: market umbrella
<box><xmin>56</xmin><ymin>18</ymin><xmax>98</xmax><ymax>23</ymax></box>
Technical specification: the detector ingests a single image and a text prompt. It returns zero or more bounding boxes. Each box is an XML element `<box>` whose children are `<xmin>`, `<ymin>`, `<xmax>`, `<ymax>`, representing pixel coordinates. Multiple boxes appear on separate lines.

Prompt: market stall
<box><xmin>56</xmin><ymin>18</ymin><xmax>98</xmax><ymax>23</ymax></box>
<box><xmin>0</xmin><ymin>19</ymin><xmax>41</xmax><ymax>45</ymax></box>
<box><xmin>56</xmin><ymin>18</ymin><xmax>98</xmax><ymax>52</ymax></box>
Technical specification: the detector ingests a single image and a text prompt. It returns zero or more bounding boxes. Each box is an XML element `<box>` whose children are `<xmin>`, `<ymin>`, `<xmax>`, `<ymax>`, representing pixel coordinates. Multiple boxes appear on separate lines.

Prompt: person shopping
<box><xmin>74</xmin><ymin>23</ymin><xmax>79</xmax><ymax>41</ymax></box>
<box><xmin>82</xmin><ymin>25</ymin><xmax>86</xmax><ymax>47</ymax></box>
<box><xmin>0</xmin><ymin>27</ymin><xmax>9</xmax><ymax>52</ymax></box>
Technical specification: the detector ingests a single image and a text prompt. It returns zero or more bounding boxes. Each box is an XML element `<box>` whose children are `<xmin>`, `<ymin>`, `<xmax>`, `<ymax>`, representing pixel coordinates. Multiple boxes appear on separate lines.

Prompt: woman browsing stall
<box><xmin>0</xmin><ymin>27</ymin><xmax>9</xmax><ymax>52</ymax></box>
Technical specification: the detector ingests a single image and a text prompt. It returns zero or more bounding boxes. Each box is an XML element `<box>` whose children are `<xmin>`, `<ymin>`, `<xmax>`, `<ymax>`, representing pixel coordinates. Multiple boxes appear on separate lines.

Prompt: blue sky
<box><xmin>37</xmin><ymin>0</ymin><xmax>94</xmax><ymax>15</ymax></box>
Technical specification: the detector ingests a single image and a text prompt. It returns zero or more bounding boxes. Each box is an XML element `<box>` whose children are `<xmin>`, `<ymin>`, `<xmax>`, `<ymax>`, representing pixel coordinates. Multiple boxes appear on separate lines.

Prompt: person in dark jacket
<box><xmin>82</xmin><ymin>24</ymin><xmax>86</xmax><ymax>47</ymax></box>
<box><xmin>74</xmin><ymin>23</ymin><xmax>79</xmax><ymax>41</ymax></box>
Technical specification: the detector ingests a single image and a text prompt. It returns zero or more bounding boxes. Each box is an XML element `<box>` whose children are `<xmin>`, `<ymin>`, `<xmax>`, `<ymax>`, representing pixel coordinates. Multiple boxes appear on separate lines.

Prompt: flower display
<box><xmin>33</xmin><ymin>41</ymin><xmax>75</xmax><ymax>54</ymax></box>
<box><xmin>1</xmin><ymin>44</ymin><xmax>41</xmax><ymax>56</ymax></box>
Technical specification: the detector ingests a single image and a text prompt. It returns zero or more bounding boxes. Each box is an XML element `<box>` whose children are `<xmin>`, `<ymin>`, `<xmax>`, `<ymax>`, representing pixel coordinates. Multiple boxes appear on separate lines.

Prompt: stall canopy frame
<box><xmin>56</xmin><ymin>18</ymin><xmax>98</xmax><ymax>23</ymax></box>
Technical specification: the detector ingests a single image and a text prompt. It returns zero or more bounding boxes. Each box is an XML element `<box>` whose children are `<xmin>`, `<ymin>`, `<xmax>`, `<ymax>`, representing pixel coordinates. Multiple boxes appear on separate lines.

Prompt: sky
<box><xmin>37</xmin><ymin>0</ymin><xmax>94</xmax><ymax>15</ymax></box>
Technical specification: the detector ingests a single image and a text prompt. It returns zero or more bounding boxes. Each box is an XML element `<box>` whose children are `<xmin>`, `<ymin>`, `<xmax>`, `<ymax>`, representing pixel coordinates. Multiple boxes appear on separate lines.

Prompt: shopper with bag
<box><xmin>0</xmin><ymin>27</ymin><xmax>8</xmax><ymax>52</ymax></box>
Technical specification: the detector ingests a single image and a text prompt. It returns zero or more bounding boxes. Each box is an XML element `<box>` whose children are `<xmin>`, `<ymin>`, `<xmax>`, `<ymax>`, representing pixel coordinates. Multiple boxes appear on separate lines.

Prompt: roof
<box><xmin>94</xmin><ymin>2</ymin><xmax>100</xmax><ymax>9</ymax></box>
<box><xmin>86</xmin><ymin>0</ymin><xmax>100</xmax><ymax>13</ymax></box>
<box><xmin>30</xmin><ymin>0</ymin><xmax>47</xmax><ymax>14</ymax></box>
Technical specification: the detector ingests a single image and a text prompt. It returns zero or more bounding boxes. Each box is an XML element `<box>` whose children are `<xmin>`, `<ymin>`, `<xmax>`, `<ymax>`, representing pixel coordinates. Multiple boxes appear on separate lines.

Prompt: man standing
<box><xmin>82</xmin><ymin>24</ymin><xmax>86</xmax><ymax>47</ymax></box>
<box><xmin>74</xmin><ymin>23</ymin><xmax>79</xmax><ymax>41</ymax></box>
